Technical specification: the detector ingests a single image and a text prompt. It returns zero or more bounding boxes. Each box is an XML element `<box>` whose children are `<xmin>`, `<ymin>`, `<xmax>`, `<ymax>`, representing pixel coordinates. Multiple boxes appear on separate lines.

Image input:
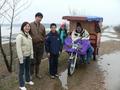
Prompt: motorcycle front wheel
<box><xmin>68</xmin><ymin>54</ymin><xmax>77</xmax><ymax>76</ymax></box>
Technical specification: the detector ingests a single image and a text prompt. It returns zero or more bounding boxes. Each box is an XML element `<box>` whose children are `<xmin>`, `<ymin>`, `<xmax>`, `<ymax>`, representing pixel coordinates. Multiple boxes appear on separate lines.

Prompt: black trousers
<box><xmin>49</xmin><ymin>53</ymin><xmax>59</xmax><ymax>76</ymax></box>
<box><xmin>30</xmin><ymin>43</ymin><xmax>44</xmax><ymax>76</ymax></box>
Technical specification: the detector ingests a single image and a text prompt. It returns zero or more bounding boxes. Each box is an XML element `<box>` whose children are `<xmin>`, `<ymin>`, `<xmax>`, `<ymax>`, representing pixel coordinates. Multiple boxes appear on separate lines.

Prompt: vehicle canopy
<box><xmin>62</xmin><ymin>16</ymin><xmax>103</xmax><ymax>33</ymax></box>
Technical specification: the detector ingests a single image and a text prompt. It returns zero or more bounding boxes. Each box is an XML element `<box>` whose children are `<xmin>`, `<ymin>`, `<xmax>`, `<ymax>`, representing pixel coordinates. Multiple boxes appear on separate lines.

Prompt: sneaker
<box><xmin>19</xmin><ymin>86</ymin><xmax>27</xmax><ymax>90</ymax></box>
<box><xmin>50</xmin><ymin>75</ymin><xmax>55</xmax><ymax>79</ymax></box>
<box><xmin>55</xmin><ymin>74</ymin><xmax>59</xmax><ymax>77</ymax></box>
<box><xmin>25</xmin><ymin>81</ymin><xmax>34</xmax><ymax>85</ymax></box>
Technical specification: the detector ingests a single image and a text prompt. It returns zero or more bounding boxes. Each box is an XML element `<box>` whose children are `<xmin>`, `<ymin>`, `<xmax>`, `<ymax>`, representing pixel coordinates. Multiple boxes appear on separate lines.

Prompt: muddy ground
<box><xmin>0</xmin><ymin>28</ymin><xmax>120</xmax><ymax>90</ymax></box>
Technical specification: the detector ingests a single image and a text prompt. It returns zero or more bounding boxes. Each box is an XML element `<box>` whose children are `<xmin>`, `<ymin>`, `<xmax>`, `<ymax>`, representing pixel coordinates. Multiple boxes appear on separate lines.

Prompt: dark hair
<box><xmin>76</xmin><ymin>22</ymin><xmax>83</xmax><ymax>34</ymax></box>
<box><xmin>50</xmin><ymin>23</ymin><xmax>57</xmax><ymax>28</ymax></box>
<box><xmin>21</xmin><ymin>22</ymin><xmax>31</xmax><ymax>37</ymax></box>
<box><xmin>35</xmin><ymin>12</ymin><xmax>43</xmax><ymax>18</ymax></box>
<box><xmin>76</xmin><ymin>22</ymin><xmax>82</xmax><ymax>27</ymax></box>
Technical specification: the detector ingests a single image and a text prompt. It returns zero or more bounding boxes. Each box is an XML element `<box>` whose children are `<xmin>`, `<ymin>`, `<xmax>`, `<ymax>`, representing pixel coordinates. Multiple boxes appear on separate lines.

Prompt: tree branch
<box><xmin>15</xmin><ymin>1</ymin><xmax>30</xmax><ymax>18</ymax></box>
<box><xmin>0</xmin><ymin>0</ymin><xmax>7</xmax><ymax>10</ymax></box>
<box><xmin>0</xmin><ymin>12</ymin><xmax>11</xmax><ymax>22</ymax></box>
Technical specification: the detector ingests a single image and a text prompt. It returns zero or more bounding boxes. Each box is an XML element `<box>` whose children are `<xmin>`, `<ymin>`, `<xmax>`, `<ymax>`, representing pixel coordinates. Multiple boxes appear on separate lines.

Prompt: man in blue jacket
<box><xmin>45</xmin><ymin>23</ymin><xmax>61</xmax><ymax>79</ymax></box>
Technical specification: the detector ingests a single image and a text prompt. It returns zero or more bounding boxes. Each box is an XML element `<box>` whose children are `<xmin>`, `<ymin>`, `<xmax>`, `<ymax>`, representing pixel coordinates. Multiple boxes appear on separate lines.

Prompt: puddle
<box><xmin>98</xmin><ymin>52</ymin><xmax>120</xmax><ymax>90</ymax></box>
<box><xmin>59</xmin><ymin>69</ymin><xmax>68</xmax><ymax>90</ymax></box>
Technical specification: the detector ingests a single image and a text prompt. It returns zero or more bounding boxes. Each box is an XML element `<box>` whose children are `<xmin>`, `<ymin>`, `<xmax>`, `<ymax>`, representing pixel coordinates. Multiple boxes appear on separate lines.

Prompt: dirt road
<box><xmin>0</xmin><ymin>27</ymin><xmax>120</xmax><ymax>90</ymax></box>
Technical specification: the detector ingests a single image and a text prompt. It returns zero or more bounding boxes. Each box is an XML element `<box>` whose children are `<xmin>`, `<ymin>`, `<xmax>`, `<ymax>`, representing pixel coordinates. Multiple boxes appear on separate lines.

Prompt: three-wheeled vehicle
<box><xmin>62</xmin><ymin>16</ymin><xmax>103</xmax><ymax>75</ymax></box>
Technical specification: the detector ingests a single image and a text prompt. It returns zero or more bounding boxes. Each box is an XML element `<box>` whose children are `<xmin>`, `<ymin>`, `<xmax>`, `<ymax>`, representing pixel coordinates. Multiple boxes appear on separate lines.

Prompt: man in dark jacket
<box><xmin>30</xmin><ymin>12</ymin><xmax>46</xmax><ymax>79</ymax></box>
<box><xmin>45</xmin><ymin>23</ymin><xmax>61</xmax><ymax>79</ymax></box>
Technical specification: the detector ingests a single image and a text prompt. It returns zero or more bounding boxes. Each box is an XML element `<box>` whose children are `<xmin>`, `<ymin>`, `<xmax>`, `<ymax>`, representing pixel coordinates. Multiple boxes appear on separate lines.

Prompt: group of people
<box><xmin>16</xmin><ymin>12</ymin><xmax>67</xmax><ymax>90</ymax></box>
<box><xmin>16</xmin><ymin>12</ymin><xmax>101</xmax><ymax>90</ymax></box>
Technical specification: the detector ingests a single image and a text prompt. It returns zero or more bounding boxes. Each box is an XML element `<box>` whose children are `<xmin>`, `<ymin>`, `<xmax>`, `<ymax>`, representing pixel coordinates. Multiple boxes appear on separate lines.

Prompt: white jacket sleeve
<box><xmin>82</xmin><ymin>29</ymin><xmax>90</xmax><ymax>40</ymax></box>
<box><xmin>30</xmin><ymin>39</ymin><xmax>34</xmax><ymax>59</ymax></box>
<box><xmin>16</xmin><ymin>35</ymin><xmax>23</xmax><ymax>63</ymax></box>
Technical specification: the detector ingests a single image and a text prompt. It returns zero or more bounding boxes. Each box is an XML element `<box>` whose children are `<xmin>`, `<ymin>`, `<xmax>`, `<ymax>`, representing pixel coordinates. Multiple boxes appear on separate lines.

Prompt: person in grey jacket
<box><xmin>16</xmin><ymin>22</ymin><xmax>34</xmax><ymax>90</ymax></box>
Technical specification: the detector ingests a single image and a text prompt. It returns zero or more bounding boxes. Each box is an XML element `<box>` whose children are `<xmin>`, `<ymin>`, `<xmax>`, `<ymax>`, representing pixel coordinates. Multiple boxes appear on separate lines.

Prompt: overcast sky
<box><xmin>16</xmin><ymin>0</ymin><xmax>120</xmax><ymax>25</ymax></box>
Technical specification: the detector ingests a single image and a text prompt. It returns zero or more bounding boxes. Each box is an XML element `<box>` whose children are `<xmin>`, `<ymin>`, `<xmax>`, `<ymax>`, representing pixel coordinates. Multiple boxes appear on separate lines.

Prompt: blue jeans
<box><xmin>19</xmin><ymin>56</ymin><xmax>31</xmax><ymax>87</ymax></box>
<box><xmin>86</xmin><ymin>45</ymin><xmax>94</xmax><ymax>63</ymax></box>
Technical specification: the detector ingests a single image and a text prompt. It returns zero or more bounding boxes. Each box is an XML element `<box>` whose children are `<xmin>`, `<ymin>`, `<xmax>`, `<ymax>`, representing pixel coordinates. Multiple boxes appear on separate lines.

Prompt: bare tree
<box><xmin>0</xmin><ymin>0</ymin><xmax>30</xmax><ymax>72</ymax></box>
<box><xmin>0</xmin><ymin>0</ymin><xmax>11</xmax><ymax>71</ymax></box>
<box><xmin>0</xmin><ymin>0</ymin><xmax>8</xmax><ymax>21</ymax></box>
<box><xmin>68</xmin><ymin>8</ymin><xmax>87</xmax><ymax>16</ymax></box>
<box><xmin>0</xmin><ymin>0</ymin><xmax>6</xmax><ymax>10</ymax></box>
<box><xmin>69</xmin><ymin>8</ymin><xmax>78</xmax><ymax>16</ymax></box>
